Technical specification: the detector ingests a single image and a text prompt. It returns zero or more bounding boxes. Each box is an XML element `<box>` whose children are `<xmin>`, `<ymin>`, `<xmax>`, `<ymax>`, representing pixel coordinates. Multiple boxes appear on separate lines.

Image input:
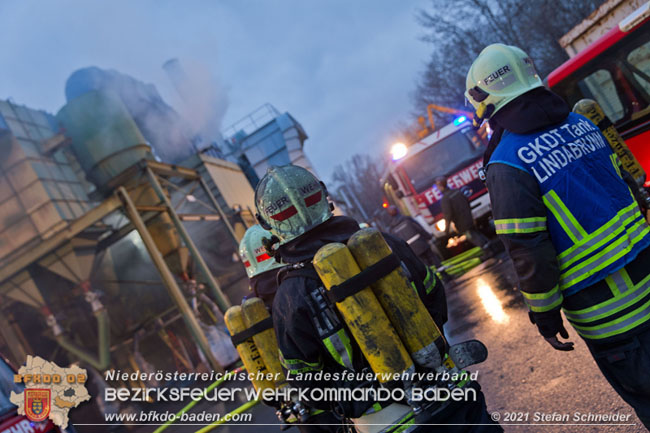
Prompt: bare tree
<box><xmin>414</xmin><ymin>0</ymin><xmax>601</xmax><ymax>125</ymax></box>
<box><xmin>331</xmin><ymin>154</ymin><xmax>386</xmax><ymax>223</ymax></box>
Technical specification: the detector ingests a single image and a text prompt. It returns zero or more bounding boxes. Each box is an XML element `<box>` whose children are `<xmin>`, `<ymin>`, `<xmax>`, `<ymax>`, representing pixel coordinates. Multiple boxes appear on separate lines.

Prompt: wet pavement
<box><xmin>444</xmin><ymin>253</ymin><xmax>646</xmax><ymax>432</ymax></box>
<box><xmin>127</xmin><ymin>253</ymin><xmax>647</xmax><ymax>433</ymax></box>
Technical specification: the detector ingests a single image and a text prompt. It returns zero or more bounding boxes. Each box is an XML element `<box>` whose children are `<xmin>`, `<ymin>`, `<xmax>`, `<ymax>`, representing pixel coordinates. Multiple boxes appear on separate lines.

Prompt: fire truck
<box><xmin>547</xmin><ymin>1</ymin><xmax>650</xmax><ymax>182</ymax></box>
<box><xmin>381</xmin><ymin>116</ymin><xmax>492</xmax><ymax>254</ymax></box>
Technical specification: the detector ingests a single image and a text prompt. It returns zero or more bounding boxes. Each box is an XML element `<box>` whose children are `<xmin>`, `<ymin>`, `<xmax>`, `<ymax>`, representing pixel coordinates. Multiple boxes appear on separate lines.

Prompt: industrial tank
<box><xmin>57</xmin><ymin>90</ymin><xmax>187</xmax><ymax>275</ymax></box>
<box><xmin>56</xmin><ymin>90</ymin><xmax>153</xmax><ymax>193</ymax></box>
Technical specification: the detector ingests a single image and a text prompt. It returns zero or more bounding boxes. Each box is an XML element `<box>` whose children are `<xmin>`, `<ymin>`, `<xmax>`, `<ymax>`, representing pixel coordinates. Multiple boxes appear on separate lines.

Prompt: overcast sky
<box><xmin>0</xmin><ymin>1</ymin><xmax>432</xmax><ymax>181</ymax></box>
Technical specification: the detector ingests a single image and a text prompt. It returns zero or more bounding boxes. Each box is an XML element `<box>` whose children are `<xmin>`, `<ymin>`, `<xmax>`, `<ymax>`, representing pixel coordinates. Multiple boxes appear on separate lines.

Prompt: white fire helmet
<box><xmin>465</xmin><ymin>43</ymin><xmax>543</xmax><ymax>119</ymax></box>
<box><xmin>254</xmin><ymin>165</ymin><xmax>332</xmax><ymax>243</ymax></box>
<box><xmin>239</xmin><ymin>225</ymin><xmax>284</xmax><ymax>279</ymax></box>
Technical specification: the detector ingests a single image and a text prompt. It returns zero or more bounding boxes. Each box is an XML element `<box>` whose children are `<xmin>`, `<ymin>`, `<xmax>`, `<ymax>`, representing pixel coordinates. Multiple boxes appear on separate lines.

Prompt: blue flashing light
<box><xmin>453</xmin><ymin>116</ymin><xmax>467</xmax><ymax>126</ymax></box>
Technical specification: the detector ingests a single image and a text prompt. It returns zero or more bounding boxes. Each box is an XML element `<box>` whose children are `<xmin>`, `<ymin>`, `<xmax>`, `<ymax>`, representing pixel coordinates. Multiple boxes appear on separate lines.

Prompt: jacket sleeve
<box><xmin>486</xmin><ymin>163</ymin><xmax>562</xmax><ymax>314</ymax></box>
<box><xmin>619</xmin><ymin>165</ymin><xmax>649</xmax><ymax>214</ymax></box>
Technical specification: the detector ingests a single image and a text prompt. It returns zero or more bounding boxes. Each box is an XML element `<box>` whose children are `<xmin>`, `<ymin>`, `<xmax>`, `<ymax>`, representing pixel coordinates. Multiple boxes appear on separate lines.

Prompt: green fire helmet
<box><xmin>254</xmin><ymin>165</ymin><xmax>333</xmax><ymax>243</ymax></box>
<box><xmin>239</xmin><ymin>225</ymin><xmax>284</xmax><ymax>279</ymax></box>
<box><xmin>465</xmin><ymin>43</ymin><xmax>543</xmax><ymax>118</ymax></box>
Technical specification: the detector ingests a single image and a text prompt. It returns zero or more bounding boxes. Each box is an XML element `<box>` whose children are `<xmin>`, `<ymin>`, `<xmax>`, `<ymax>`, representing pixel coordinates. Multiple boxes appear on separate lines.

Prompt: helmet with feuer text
<box><xmin>254</xmin><ymin>165</ymin><xmax>333</xmax><ymax>243</ymax></box>
<box><xmin>465</xmin><ymin>44</ymin><xmax>543</xmax><ymax>125</ymax></box>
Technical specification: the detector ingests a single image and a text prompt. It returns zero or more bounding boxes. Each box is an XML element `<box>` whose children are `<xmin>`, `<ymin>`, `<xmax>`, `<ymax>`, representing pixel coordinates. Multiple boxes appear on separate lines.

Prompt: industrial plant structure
<box><xmin>0</xmin><ymin>62</ymin><xmax>318</xmax><ymax>425</ymax></box>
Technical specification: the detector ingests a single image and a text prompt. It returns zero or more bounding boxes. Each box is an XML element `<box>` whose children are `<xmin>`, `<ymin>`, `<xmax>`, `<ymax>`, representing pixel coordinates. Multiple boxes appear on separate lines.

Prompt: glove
<box><xmin>529</xmin><ymin>310</ymin><xmax>574</xmax><ymax>351</ymax></box>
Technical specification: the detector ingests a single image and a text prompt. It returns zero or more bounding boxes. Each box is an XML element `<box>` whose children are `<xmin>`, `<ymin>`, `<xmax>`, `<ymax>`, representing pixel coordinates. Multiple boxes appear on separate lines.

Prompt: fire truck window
<box><xmin>579</xmin><ymin>69</ymin><xmax>625</xmax><ymax>122</ymax></box>
<box><xmin>400</xmin><ymin>131</ymin><xmax>481</xmax><ymax>192</ymax></box>
<box><xmin>627</xmin><ymin>41</ymin><xmax>650</xmax><ymax>101</ymax></box>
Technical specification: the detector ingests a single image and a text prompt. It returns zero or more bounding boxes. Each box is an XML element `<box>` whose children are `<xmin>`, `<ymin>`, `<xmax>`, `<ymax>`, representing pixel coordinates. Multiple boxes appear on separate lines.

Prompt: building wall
<box><xmin>224</xmin><ymin>107</ymin><xmax>318</xmax><ymax>187</ymax></box>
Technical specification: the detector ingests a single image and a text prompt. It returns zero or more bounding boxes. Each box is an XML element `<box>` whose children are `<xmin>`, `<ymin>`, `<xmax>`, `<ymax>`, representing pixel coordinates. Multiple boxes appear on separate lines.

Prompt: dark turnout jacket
<box><xmin>271</xmin><ymin>216</ymin><xmax>445</xmax><ymax>417</ymax></box>
<box><xmin>484</xmin><ymin>88</ymin><xmax>650</xmax><ymax>342</ymax></box>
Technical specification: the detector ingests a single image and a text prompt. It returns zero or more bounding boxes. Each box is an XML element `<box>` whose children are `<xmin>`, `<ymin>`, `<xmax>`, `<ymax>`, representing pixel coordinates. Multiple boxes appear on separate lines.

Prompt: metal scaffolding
<box><xmin>0</xmin><ymin>159</ymin><xmax>239</xmax><ymax>373</ymax></box>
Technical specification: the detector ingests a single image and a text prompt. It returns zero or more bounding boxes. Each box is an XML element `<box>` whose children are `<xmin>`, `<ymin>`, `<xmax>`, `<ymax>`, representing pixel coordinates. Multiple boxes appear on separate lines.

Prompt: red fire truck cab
<box><xmin>547</xmin><ymin>2</ymin><xmax>650</xmax><ymax>182</ymax></box>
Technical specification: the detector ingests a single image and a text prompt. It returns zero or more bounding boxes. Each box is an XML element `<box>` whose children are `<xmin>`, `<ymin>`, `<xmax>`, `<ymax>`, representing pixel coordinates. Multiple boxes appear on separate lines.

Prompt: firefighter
<box><xmin>239</xmin><ymin>225</ymin><xmax>342</xmax><ymax>432</ymax></box>
<box><xmin>239</xmin><ymin>224</ymin><xmax>286</xmax><ymax>309</ymax></box>
<box><xmin>466</xmin><ymin>43</ymin><xmax>650</xmax><ymax>428</ymax></box>
<box><xmin>385</xmin><ymin>205</ymin><xmax>444</xmax><ymax>268</ymax></box>
<box><xmin>255</xmin><ymin>164</ymin><xmax>501</xmax><ymax>432</ymax></box>
<box><xmin>435</xmin><ymin>176</ymin><xmax>489</xmax><ymax>250</ymax></box>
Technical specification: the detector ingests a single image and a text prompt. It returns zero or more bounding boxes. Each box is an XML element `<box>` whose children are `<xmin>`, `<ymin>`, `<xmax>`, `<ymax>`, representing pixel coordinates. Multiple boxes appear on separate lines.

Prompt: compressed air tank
<box><xmin>56</xmin><ymin>90</ymin><xmax>153</xmax><ymax>194</ymax></box>
<box><xmin>242</xmin><ymin>297</ymin><xmax>287</xmax><ymax>389</ymax></box>
<box><xmin>313</xmin><ymin>242</ymin><xmax>414</xmax><ymax>382</ymax></box>
<box><xmin>224</xmin><ymin>305</ymin><xmax>275</xmax><ymax>393</ymax></box>
<box><xmin>347</xmin><ymin>228</ymin><xmax>445</xmax><ymax>370</ymax></box>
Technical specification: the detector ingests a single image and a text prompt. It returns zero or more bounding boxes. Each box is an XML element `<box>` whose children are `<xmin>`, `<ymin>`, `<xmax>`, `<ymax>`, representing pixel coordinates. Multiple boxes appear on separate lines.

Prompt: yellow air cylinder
<box><xmin>573</xmin><ymin>98</ymin><xmax>646</xmax><ymax>183</ymax></box>
<box><xmin>242</xmin><ymin>297</ymin><xmax>287</xmax><ymax>389</ymax></box>
<box><xmin>348</xmin><ymin>228</ymin><xmax>445</xmax><ymax>370</ymax></box>
<box><xmin>224</xmin><ymin>305</ymin><xmax>275</xmax><ymax>392</ymax></box>
<box><xmin>313</xmin><ymin>243</ymin><xmax>413</xmax><ymax>382</ymax></box>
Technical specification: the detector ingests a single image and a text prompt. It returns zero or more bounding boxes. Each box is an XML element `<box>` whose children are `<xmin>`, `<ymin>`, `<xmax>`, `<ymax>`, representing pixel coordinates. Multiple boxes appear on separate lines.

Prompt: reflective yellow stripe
<box><xmin>520</xmin><ymin>285</ymin><xmax>563</xmax><ymax>312</ymax></box>
<box><xmin>543</xmin><ymin>190</ymin><xmax>587</xmax><ymax>243</ymax></box>
<box><xmin>560</xmin><ymin>220</ymin><xmax>649</xmax><ymax>290</ymax></box>
<box><xmin>557</xmin><ymin>202</ymin><xmax>639</xmax><ymax>270</ymax></box>
<box><xmin>323</xmin><ymin>328</ymin><xmax>354</xmax><ymax>370</ymax></box>
<box><xmin>565</xmin><ymin>270</ymin><xmax>650</xmax><ymax>324</ymax></box>
<box><xmin>424</xmin><ymin>267</ymin><xmax>436</xmax><ymax>294</ymax></box>
<box><xmin>279</xmin><ymin>352</ymin><xmax>323</xmax><ymax>373</ymax></box>
<box><xmin>494</xmin><ymin>216</ymin><xmax>546</xmax><ymax>234</ymax></box>
<box><xmin>570</xmin><ymin>297</ymin><xmax>650</xmax><ymax>339</ymax></box>
<box><xmin>610</xmin><ymin>153</ymin><xmax>622</xmax><ymax>178</ymax></box>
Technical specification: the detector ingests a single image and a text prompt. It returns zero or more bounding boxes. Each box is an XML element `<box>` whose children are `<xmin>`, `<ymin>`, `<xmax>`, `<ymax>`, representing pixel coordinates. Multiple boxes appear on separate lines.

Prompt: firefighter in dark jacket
<box><xmin>466</xmin><ymin>43</ymin><xmax>650</xmax><ymax>427</ymax></box>
<box><xmin>435</xmin><ymin>176</ymin><xmax>489</xmax><ymax>249</ymax></box>
<box><xmin>254</xmin><ymin>164</ymin><xmax>501</xmax><ymax>432</ymax></box>
<box><xmin>239</xmin><ymin>224</ymin><xmax>341</xmax><ymax>432</ymax></box>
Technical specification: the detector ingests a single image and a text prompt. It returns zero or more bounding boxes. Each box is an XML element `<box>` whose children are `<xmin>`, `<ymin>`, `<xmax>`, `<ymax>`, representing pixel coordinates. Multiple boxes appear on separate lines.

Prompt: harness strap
<box><xmin>230</xmin><ymin>317</ymin><xmax>274</xmax><ymax>346</ymax></box>
<box><xmin>326</xmin><ymin>253</ymin><xmax>400</xmax><ymax>304</ymax></box>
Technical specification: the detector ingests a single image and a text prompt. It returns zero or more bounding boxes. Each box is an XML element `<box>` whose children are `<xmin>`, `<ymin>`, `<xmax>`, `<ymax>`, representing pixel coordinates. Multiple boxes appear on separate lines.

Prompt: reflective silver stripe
<box><xmin>558</xmin><ymin>205</ymin><xmax>640</xmax><ymax>270</ymax></box>
<box><xmin>572</xmin><ymin>298</ymin><xmax>650</xmax><ymax>339</ymax></box>
<box><xmin>406</xmin><ymin>234</ymin><xmax>421</xmax><ymax>245</ymax></box>
<box><xmin>564</xmin><ymin>275</ymin><xmax>650</xmax><ymax>323</ymax></box>
<box><xmin>609</xmin><ymin>270</ymin><xmax>628</xmax><ymax>294</ymax></box>
<box><xmin>522</xmin><ymin>287</ymin><xmax>563</xmax><ymax>312</ymax></box>
<box><xmin>494</xmin><ymin>219</ymin><xmax>546</xmax><ymax>234</ymax></box>
<box><xmin>326</xmin><ymin>332</ymin><xmax>354</xmax><ymax>370</ymax></box>
<box><xmin>544</xmin><ymin>192</ymin><xmax>585</xmax><ymax>242</ymax></box>
<box><xmin>560</xmin><ymin>222</ymin><xmax>650</xmax><ymax>289</ymax></box>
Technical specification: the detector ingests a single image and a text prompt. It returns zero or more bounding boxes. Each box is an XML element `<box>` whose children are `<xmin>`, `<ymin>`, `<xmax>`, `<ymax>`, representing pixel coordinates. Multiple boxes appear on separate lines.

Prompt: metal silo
<box><xmin>56</xmin><ymin>90</ymin><xmax>153</xmax><ymax>193</ymax></box>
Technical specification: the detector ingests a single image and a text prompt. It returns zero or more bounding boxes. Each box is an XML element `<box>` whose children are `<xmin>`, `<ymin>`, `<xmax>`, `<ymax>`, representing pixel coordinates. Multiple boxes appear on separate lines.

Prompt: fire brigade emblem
<box><xmin>25</xmin><ymin>389</ymin><xmax>51</xmax><ymax>422</ymax></box>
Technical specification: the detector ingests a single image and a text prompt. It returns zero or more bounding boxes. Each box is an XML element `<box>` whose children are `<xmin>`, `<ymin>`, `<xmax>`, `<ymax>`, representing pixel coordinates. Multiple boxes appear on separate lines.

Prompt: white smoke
<box><xmin>163</xmin><ymin>58</ymin><xmax>230</xmax><ymax>148</ymax></box>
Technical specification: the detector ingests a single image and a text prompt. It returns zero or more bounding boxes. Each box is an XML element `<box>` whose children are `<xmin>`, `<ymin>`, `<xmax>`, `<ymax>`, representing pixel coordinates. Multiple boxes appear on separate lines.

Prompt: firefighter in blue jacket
<box><xmin>466</xmin><ymin>43</ymin><xmax>650</xmax><ymax>428</ymax></box>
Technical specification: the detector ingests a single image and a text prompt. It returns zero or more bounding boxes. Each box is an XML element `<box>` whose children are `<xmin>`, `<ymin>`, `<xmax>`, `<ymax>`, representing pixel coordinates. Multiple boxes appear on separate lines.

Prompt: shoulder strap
<box><xmin>229</xmin><ymin>317</ymin><xmax>274</xmax><ymax>346</ymax></box>
<box><xmin>326</xmin><ymin>253</ymin><xmax>400</xmax><ymax>304</ymax></box>
<box><xmin>277</xmin><ymin>263</ymin><xmax>320</xmax><ymax>285</ymax></box>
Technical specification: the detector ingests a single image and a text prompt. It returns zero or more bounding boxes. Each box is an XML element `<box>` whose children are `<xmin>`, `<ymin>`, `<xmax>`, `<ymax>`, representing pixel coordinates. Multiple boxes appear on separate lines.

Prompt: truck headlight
<box><xmin>435</xmin><ymin>219</ymin><xmax>446</xmax><ymax>232</ymax></box>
